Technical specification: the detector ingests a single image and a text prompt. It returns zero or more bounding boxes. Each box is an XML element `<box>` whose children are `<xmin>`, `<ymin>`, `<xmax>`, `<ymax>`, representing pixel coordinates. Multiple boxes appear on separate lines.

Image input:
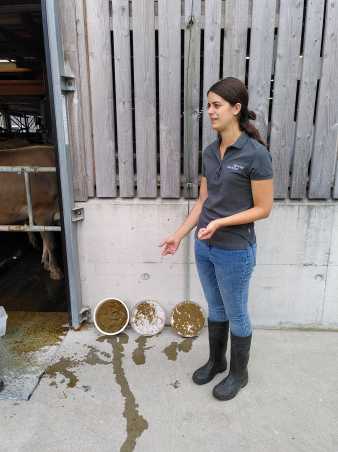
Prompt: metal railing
<box><xmin>0</xmin><ymin>166</ymin><xmax>61</xmax><ymax>232</ymax></box>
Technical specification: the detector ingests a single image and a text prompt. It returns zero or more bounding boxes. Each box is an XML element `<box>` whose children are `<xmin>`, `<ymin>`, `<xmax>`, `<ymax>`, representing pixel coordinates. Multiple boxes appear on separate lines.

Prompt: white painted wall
<box><xmin>76</xmin><ymin>199</ymin><xmax>338</xmax><ymax>329</ymax></box>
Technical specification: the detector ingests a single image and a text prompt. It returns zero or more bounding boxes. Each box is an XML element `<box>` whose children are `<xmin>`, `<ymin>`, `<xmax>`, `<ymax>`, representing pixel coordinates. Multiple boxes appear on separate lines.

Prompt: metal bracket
<box><xmin>79</xmin><ymin>306</ymin><xmax>91</xmax><ymax>324</ymax></box>
<box><xmin>60</xmin><ymin>75</ymin><xmax>75</xmax><ymax>92</ymax></box>
<box><xmin>71</xmin><ymin>207</ymin><xmax>84</xmax><ymax>222</ymax></box>
<box><xmin>186</xmin><ymin>16</ymin><xmax>195</xmax><ymax>28</ymax></box>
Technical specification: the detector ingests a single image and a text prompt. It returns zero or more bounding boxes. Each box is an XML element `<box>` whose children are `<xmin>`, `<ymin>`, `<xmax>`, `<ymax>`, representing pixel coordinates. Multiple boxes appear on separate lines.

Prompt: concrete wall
<box><xmin>76</xmin><ymin>199</ymin><xmax>338</xmax><ymax>329</ymax></box>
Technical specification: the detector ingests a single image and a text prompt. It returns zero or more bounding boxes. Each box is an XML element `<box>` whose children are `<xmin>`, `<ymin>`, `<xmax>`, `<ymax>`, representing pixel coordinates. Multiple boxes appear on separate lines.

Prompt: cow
<box><xmin>0</xmin><ymin>137</ymin><xmax>31</xmax><ymax>149</ymax></box>
<box><xmin>0</xmin><ymin>145</ymin><xmax>63</xmax><ymax>280</ymax></box>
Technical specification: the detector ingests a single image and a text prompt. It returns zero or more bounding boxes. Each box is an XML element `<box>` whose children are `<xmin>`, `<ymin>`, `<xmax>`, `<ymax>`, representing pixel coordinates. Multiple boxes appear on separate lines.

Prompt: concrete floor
<box><xmin>1</xmin><ymin>324</ymin><xmax>338</xmax><ymax>452</ymax></box>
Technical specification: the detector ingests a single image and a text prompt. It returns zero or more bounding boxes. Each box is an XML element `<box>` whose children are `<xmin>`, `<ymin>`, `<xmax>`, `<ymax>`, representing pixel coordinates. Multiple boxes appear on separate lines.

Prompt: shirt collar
<box><xmin>217</xmin><ymin>131</ymin><xmax>249</xmax><ymax>150</ymax></box>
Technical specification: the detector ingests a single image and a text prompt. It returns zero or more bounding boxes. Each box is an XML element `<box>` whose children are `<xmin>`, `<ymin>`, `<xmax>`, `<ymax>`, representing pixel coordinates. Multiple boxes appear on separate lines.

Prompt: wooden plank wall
<box><xmin>111</xmin><ymin>0</ymin><xmax>134</xmax><ymax>197</ymax></box>
<box><xmin>132</xmin><ymin>0</ymin><xmax>157</xmax><ymax>197</ymax></box>
<box><xmin>308</xmin><ymin>0</ymin><xmax>338</xmax><ymax>199</ymax></box>
<box><xmin>158</xmin><ymin>0</ymin><xmax>181</xmax><ymax>198</ymax></box>
<box><xmin>183</xmin><ymin>0</ymin><xmax>201</xmax><ymax>198</ymax></box>
<box><xmin>58</xmin><ymin>0</ymin><xmax>94</xmax><ymax>201</ymax></box>
<box><xmin>202</xmin><ymin>0</ymin><xmax>222</xmax><ymax>153</ymax></box>
<box><xmin>84</xmin><ymin>0</ymin><xmax>116</xmax><ymax>197</ymax></box>
<box><xmin>269</xmin><ymin>0</ymin><xmax>304</xmax><ymax>198</ymax></box>
<box><xmin>290</xmin><ymin>0</ymin><xmax>325</xmax><ymax>199</ymax></box>
<box><xmin>63</xmin><ymin>0</ymin><xmax>338</xmax><ymax>201</ymax></box>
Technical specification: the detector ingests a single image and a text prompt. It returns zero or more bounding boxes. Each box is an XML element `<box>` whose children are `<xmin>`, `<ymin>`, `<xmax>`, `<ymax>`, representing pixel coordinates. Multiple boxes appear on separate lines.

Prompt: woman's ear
<box><xmin>233</xmin><ymin>102</ymin><xmax>242</xmax><ymax>116</ymax></box>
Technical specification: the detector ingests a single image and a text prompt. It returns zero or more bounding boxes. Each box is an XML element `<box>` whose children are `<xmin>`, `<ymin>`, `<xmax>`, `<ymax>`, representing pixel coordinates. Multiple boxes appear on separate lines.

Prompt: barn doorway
<box><xmin>0</xmin><ymin>1</ymin><xmax>69</xmax><ymax>317</ymax></box>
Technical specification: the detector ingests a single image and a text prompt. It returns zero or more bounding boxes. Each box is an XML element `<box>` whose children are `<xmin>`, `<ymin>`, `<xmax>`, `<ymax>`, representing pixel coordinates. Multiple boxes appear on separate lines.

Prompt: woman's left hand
<box><xmin>197</xmin><ymin>220</ymin><xmax>221</xmax><ymax>240</ymax></box>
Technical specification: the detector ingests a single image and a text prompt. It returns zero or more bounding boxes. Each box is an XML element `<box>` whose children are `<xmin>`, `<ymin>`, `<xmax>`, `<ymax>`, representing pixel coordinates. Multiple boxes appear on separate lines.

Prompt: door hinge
<box><xmin>71</xmin><ymin>207</ymin><xmax>84</xmax><ymax>222</ymax></box>
<box><xmin>60</xmin><ymin>75</ymin><xmax>75</xmax><ymax>92</ymax></box>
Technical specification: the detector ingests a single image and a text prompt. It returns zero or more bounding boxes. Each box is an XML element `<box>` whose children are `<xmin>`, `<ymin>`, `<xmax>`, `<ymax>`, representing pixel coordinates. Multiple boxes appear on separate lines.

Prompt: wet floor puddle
<box><xmin>44</xmin><ymin>328</ymin><xmax>196</xmax><ymax>451</ymax></box>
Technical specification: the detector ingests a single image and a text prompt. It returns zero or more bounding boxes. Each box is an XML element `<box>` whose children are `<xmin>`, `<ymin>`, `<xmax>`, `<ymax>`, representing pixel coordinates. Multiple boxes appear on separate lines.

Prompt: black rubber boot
<box><xmin>0</xmin><ymin>378</ymin><xmax>4</xmax><ymax>392</ymax></box>
<box><xmin>212</xmin><ymin>331</ymin><xmax>252</xmax><ymax>401</ymax></box>
<box><xmin>192</xmin><ymin>319</ymin><xmax>229</xmax><ymax>385</ymax></box>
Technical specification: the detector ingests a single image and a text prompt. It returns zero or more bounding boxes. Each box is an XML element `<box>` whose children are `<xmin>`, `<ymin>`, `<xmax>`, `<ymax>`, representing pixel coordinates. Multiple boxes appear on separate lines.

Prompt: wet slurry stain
<box><xmin>46</xmin><ymin>357</ymin><xmax>80</xmax><ymax>389</ymax></box>
<box><xmin>178</xmin><ymin>338</ymin><xmax>194</xmax><ymax>353</ymax></box>
<box><xmin>162</xmin><ymin>338</ymin><xmax>194</xmax><ymax>361</ymax></box>
<box><xmin>132</xmin><ymin>336</ymin><xmax>153</xmax><ymax>365</ymax></box>
<box><xmin>97</xmin><ymin>333</ymin><xmax>149</xmax><ymax>452</ymax></box>
<box><xmin>45</xmin><ymin>345</ymin><xmax>111</xmax><ymax>388</ymax></box>
<box><xmin>85</xmin><ymin>345</ymin><xmax>112</xmax><ymax>365</ymax></box>
<box><xmin>162</xmin><ymin>342</ymin><xmax>178</xmax><ymax>361</ymax></box>
<box><xmin>44</xmin><ymin>331</ymin><xmax>149</xmax><ymax>450</ymax></box>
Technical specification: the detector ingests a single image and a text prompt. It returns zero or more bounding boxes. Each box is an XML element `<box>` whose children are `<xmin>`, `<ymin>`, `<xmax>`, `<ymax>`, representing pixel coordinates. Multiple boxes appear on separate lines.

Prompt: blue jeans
<box><xmin>194</xmin><ymin>238</ymin><xmax>257</xmax><ymax>337</ymax></box>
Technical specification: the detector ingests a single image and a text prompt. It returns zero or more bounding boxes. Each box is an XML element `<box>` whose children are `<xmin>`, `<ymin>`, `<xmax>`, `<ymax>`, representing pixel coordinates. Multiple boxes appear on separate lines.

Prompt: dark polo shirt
<box><xmin>195</xmin><ymin>131</ymin><xmax>273</xmax><ymax>249</ymax></box>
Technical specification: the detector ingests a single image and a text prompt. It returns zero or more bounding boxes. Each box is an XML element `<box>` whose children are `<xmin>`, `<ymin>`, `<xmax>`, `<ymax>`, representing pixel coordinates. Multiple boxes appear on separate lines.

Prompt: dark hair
<box><xmin>207</xmin><ymin>77</ymin><xmax>267</xmax><ymax>148</ymax></box>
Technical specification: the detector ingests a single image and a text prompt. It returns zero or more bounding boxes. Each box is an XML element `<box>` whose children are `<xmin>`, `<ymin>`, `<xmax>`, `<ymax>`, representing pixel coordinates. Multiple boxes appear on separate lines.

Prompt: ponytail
<box><xmin>239</xmin><ymin>109</ymin><xmax>267</xmax><ymax>148</ymax></box>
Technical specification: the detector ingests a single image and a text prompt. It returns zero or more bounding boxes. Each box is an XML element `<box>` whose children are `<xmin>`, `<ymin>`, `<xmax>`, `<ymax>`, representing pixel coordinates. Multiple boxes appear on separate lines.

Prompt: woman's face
<box><xmin>207</xmin><ymin>91</ymin><xmax>241</xmax><ymax>132</ymax></box>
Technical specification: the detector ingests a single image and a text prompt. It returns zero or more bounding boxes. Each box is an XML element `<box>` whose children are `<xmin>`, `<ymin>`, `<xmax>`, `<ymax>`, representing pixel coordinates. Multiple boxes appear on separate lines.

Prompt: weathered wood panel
<box><xmin>74</xmin><ymin>0</ymin><xmax>95</xmax><ymax>198</ymax></box>
<box><xmin>60</xmin><ymin>0</ymin><xmax>338</xmax><ymax>201</ymax></box>
<box><xmin>85</xmin><ymin>0</ymin><xmax>116</xmax><ymax>197</ymax></box>
<box><xmin>59</xmin><ymin>0</ymin><xmax>88</xmax><ymax>201</ymax></box>
<box><xmin>158</xmin><ymin>0</ymin><xmax>181</xmax><ymax>198</ymax></box>
<box><xmin>223</xmin><ymin>0</ymin><xmax>249</xmax><ymax>81</ymax></box>
<box><xmin>202</xmin><ymin>0</ymin><xmax>222</xmax><ymax>150</ymax></box>
<box><xmin>248</xmin><ymin>0</ymin><xmax>276</xmax><ymax>142</ymax></box>
<box><xmin>183</xmin><ymin>0</ymin><xmax>201</xmax><ymax>199</ymax></box>
<box><xmin>132</xmin><ymin>0</ymin><xmax>157</xmax><ymax>198</ymax></box>
<box><xmin>110</xmin><ymin>3</ymin><xmax>282</xmax><ymax>32</ymax></box>
<box><xmin>269</xmin><ymin>0</ymin><xmax>303</xmax><ymax>199</ymax></box>
<box><xmin>291</xmin><ymin>0</ymin><xmax>325</xmax><ymax>199</ymax></box>
<box><xmin>309</xmin><ymin>0</ymin><xmax>338</xmax><ymax>199</ymax></box>
<box><xmin>112</xmin><ymin>0</ymin><xmax>134</xmax><ymax>197</ymax></box>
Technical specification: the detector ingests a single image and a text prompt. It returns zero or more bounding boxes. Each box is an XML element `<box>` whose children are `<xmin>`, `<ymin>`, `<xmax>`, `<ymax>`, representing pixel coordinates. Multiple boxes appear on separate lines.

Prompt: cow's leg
<box><xmin>34</xmin><ymin>207</ymin><xmax>63</xmax><ymax>280</ymax></box>
<box><xmin>27</xmin><ymin>232</ymin><xmax>39</xmax><ymax>249</ymax></box>
<box><xmin>40</xmin><ymin>231</ymin><xmax>63</xmax><ymax>280</ymax></box>
<box><xmin>40</xmin><ymin>236</ymin><xmax>50</xmax><ymax>271</ymax></box>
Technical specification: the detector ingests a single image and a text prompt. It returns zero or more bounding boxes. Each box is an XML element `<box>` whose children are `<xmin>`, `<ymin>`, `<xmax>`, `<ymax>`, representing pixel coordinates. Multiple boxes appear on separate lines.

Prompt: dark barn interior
<box><xmin>0</xmin><ymin>0</ymin><xmax>67</xmax><ymax>313</ymax></box>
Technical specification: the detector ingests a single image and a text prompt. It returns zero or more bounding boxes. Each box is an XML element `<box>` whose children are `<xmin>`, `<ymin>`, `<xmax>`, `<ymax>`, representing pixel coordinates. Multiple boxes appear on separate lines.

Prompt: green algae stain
<box><xmin>163</xmin><ymin>338</ymin><xmax>194</xmax><ymax>361</ymax></box>
<box><xmin>132</xmin><ymin>336</ymin><xmax>153</xmax><ymax>365</ymax></box>
<box><xmin>97</xmin><ymin>333</ymin><xmax>149</xmax><ymax>452</ymax></box>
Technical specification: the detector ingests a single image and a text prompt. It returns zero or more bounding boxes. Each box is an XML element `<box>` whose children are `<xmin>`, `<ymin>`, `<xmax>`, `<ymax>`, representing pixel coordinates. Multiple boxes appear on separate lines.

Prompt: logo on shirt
<box><xmin>226</xmin><ymin>163</ymin><xmax>244</xmax><ymax>171</ymax></box>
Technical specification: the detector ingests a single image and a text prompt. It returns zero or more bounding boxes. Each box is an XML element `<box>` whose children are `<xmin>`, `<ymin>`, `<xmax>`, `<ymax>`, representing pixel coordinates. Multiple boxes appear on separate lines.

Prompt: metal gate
<box><xmin>35</xmin><ymin>0</ymin><xmax>89</xmax><ymax>328</ymax></box>
<box><xmin>0</xmin><ymin>165</ymin><xmax>60</xmax><ymax>232</ymax></box>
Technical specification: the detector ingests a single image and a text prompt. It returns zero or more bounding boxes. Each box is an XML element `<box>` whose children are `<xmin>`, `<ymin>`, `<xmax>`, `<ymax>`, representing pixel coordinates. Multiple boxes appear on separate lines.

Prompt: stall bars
<box><xmin>0</xmin><ymin>165</ymin><xmax>61</xmax><ymax>232</ymax></box>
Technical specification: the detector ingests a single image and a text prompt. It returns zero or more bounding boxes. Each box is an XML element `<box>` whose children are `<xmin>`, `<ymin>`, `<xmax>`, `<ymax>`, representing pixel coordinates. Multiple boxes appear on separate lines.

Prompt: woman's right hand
<box><xmin>158</xmin><ymin>234</ymin><xmax>182</xmax><ymax>256</ymax></box>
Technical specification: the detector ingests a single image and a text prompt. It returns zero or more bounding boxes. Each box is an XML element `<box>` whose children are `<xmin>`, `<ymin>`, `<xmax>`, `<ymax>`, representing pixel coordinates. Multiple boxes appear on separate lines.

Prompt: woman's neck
<box><xmin>219</xmin><ymin>127</ymin><xmax>242</xmax><ymax>149</ymax></box>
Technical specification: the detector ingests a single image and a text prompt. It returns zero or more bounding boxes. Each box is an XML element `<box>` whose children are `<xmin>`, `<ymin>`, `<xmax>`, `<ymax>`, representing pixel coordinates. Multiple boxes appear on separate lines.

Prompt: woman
<box><xmin>159</xmin><ymin>77</ymin><xmax>274</xmax><ymax>401</ymax></box>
